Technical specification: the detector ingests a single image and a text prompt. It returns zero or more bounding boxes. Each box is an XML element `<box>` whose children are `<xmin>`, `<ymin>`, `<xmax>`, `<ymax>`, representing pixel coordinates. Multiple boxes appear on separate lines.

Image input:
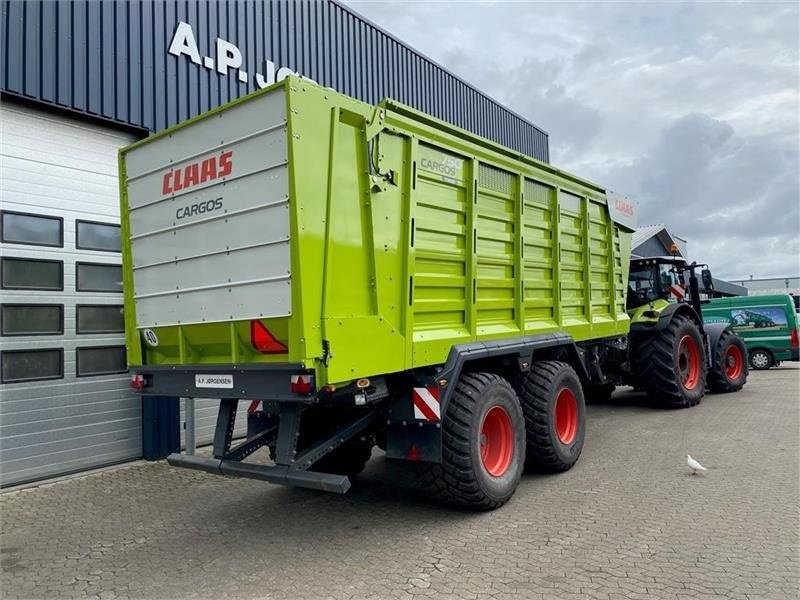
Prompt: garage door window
<box><xmin>76</xmin><ymin>221</ymin><xmax>121</xmax><ymax>252</ymax></box>
<box><xmin>1</xmin><ymin>348</ymin><xmax>64</xmax><ymax>383</ymax></box>
<box><xmin>1</xmin><ymin>211</ymin><xmax>63</xmax><ymax>247</ymax></box>
<box><xmin>76</xmin><ymin>305</ymin><xmax>124</xmax><ymax>334</ymax></box>
<box><xmin>77</xmin><ymin>346</ymin><xmax>128</xmax><ymax>377</ymax></box>
<box><xmin>76</xmin><ymin>263</ymin><xmax>122</xmax><ymax>293</ymax></box>
<box><xmin>1</xmin><ymin>304</ymin><xmax>63</xmax><ymax>336</ymax></box>
<box><xmin>1</xmin><ymin>257</ymin><xmax>64</xmax><ymax>290</ymax></box>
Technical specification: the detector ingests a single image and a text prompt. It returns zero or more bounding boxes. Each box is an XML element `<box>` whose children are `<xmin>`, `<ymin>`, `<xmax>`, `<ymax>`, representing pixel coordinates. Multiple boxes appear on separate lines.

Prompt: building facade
<box><xmin>0</xmin><ymin>0</ymin><xmax>550</xmax><ymax>486</ymax></box>
<box><xmin>728</xmin><ymin>277</ymin><xmax>800</xmax><ymax>297</ymax></box>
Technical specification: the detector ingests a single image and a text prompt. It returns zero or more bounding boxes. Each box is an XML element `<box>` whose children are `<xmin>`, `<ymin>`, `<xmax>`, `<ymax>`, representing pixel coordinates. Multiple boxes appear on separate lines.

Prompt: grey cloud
<box><xmin>510</xmin><ymin>80</ymin><xmax>604</xmax><ymax>158</ymax></box>
<box><xmin>347</xmin><ymin>1</ymin><xmax>799</xmax><ymax>277</ymax></box>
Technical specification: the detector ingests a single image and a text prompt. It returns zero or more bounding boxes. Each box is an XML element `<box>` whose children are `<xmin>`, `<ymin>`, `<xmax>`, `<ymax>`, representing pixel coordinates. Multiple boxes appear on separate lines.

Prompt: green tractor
<box><xmin>591</xmin><ymin>255</ymin><xmax>749</xmax><ymax>407</ymax></box>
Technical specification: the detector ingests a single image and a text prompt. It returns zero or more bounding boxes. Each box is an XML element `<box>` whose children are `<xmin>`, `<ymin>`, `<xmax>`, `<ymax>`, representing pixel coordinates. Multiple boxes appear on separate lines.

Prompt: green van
<box><xmin>703</xmin><ymin>294</ymin><xmax>799</xmax><ymax>369</ymax></box>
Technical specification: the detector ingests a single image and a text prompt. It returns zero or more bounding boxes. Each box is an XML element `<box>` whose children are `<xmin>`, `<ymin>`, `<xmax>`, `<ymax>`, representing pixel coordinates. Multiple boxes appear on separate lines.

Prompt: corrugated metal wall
<box><xmin>0</xmin><ymin>0</ymin><xmax>549</xmax><ymax>162</ymax></box>
<box><xmin>0</xmin><ymin>102</ymin><xmax>138</xmax><ymax>486</ymax></box>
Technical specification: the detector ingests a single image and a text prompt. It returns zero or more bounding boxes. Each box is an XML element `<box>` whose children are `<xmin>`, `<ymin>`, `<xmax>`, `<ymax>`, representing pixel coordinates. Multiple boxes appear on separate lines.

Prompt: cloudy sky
<box><xmin>347</xmin><ymin>1</ymin><xmax>799</xmax><ymax>280</ymax></box>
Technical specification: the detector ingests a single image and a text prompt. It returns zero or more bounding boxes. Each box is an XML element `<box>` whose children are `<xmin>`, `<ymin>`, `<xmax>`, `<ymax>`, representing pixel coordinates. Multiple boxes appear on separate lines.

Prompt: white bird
<box><xmin>687</xmin><ymin>454</ymin><xmax>707</xmax><ymax>475</ymax></box>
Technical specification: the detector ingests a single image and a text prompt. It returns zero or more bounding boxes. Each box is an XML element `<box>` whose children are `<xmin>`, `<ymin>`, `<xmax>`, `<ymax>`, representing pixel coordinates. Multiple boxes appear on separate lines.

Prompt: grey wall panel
<box><xmin>1</xmin><ymin>0</ymin><xmax>549</xmax><ymax>162</ymax></box>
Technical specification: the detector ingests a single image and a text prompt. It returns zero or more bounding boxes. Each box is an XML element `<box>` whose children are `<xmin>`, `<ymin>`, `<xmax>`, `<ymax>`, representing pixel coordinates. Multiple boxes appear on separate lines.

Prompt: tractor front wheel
<box><xmin>637</xmin><ymin>315</ymin><xmax>707</xmax><ymax>408</ymax></box>
<box><xmin>419</xmin><ymin>372</ymin><xmax>525</xmax><ymax>510</ymax></box>
<box><xmin>708</xmin><ymin>331</ymin><xmax>748</xmax><ymax>393</ymax></box>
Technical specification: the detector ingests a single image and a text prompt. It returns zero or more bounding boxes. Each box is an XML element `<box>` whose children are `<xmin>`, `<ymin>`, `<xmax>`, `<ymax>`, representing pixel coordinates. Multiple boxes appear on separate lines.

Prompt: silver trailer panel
<box><xmin>124</xmin><ymin>89</ymin><xmax>291</xmax><ymax>328</ymax></box>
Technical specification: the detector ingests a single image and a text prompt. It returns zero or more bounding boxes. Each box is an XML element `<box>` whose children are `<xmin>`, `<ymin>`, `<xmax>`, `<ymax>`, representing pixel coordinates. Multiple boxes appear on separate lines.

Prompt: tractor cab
<box><xmin>627</xmin><ymin>257</ymin><xmax>684</xmax><ymax>309</ymax></box>
<box><xmin>627</xmin><ymin>256</ymin><xmax>714</xmax><ymax>314</ymax></box>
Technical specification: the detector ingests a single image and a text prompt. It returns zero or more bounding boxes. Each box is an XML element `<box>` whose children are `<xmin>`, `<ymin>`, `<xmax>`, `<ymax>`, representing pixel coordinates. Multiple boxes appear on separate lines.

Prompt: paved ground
<box><xmin>2</xmin><ymin>365</ymin><xmax>798</xmax><ymax>600</ymax></box>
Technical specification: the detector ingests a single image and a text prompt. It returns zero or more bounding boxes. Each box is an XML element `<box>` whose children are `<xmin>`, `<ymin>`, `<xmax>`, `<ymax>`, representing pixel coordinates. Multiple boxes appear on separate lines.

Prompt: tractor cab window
<box><xmin>627</xmin><ymin>263</ymin><xmax>678</xmax><ymax>308</ymax></box>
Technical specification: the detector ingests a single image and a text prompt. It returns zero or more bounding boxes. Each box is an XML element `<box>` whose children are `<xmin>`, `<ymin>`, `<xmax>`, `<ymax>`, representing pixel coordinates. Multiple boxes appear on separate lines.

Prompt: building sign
<box><xmin>168</xmin><ymin>21</ymin><xmax>300</xmax><ymax>88</ymax></box>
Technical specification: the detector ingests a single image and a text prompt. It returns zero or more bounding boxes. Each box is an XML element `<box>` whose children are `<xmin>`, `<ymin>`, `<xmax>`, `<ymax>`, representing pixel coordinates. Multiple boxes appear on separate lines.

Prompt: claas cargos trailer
<box><xmin>119</xmin><ymin>76</ymin><xmax>735</xmax><ymax>509</ymax></box>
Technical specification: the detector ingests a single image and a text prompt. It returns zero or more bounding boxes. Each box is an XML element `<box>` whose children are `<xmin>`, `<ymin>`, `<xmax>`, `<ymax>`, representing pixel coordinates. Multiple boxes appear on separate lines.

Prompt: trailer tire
<box><xmin>708</xmin><ymin>331</ymin><xmax>748</xmax><ymax>393</ymax></box>
<box><xmin>517</xmin><ymin>361</ymin><xmax>586</xmax><ymax>472</ymax></box>
<box><xmin>419</xmin><ymin>372</ymin><xmax>525</xmax><ymax>510</ymax></box>
<box><xmin>637</xmin><ymin>315</ymin><xmax>707</xmax><ymax>408</ymax></box>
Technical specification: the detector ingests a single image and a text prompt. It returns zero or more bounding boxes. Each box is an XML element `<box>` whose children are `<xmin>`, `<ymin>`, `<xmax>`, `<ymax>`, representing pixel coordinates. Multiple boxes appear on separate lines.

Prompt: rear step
<box><xmin>165</xmin><ymin>397</ymin><xmax>379</xmax><ymax>494</ymax></box>
<box><xmin>166</xmin><ymin>454</ymin><xmax>351</xmax><ymax>493</ymax></box>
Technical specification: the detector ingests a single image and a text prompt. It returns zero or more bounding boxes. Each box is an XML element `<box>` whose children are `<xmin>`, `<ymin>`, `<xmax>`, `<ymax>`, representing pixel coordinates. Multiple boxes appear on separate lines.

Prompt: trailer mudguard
<box><xmin>430</xmin><ymin>332</ymin><xmax>586</xmax><ymax>412</ymax></box>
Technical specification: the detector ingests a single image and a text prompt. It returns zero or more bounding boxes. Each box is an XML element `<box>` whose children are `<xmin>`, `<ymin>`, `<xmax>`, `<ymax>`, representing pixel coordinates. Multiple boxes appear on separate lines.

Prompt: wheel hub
<box><xmin>554</xmin><ymin>388</ymin><xmax>578</xmax><ymax>445</ymax></box>
<box><xmin>480</xmin><ymin>406</ymin><xmax>514</xmax><ymax>477</ymax></box>
<box><xmin>677</xmin><ymin>335</ymin><xmax>701</xmax><ymax>390</ymax></box>
<box><xmin>725</xmin><ymin>345</ymin><xmax>744</xmax><ymax>380</ymax></box>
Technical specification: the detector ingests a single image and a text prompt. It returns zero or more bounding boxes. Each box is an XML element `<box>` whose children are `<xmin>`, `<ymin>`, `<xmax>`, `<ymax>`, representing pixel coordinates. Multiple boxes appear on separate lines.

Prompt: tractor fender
<box><xmin>654</xmin><ymin>302</ymin><xmax>702</xmax><ymax>330</ymax></box>
<box><xmin>703</xmin><ymin>322</ymin><xmax>732</xmax><ymax>367</ymax></box>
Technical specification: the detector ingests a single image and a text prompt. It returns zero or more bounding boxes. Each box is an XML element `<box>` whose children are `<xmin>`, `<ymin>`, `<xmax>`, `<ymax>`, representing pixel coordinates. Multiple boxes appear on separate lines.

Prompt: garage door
<box><xmin>0</xmin><ymin>103</ymin><xmax>139</xmax><ymax>486</ymax></box>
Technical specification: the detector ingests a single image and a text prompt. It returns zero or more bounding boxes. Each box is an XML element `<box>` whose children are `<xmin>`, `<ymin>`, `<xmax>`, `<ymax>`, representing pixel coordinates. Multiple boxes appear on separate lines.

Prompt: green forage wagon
<box><xmin>119</xmin><ymin>76</ymin><xmax>744</xmax><ymax>509</ymax></box>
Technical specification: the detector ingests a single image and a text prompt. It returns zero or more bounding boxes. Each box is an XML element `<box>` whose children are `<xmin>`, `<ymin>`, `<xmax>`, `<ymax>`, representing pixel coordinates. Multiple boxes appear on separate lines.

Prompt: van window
<box><xmin>729</xmin><ymin>307</ymin><xmax>788</xmax><ymax>330</ymax></box>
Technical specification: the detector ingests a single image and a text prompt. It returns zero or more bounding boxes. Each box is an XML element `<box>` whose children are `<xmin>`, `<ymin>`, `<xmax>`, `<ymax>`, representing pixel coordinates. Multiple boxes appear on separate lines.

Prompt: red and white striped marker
<box><xmin>670</xmin><ymin>284</ymin><xmax>686</xmax><ymax>301</ymax></box>
<box><xmin>412</xmin><ymin>387</ymin><xmax>441</xmax><ymax>421</ymax></box>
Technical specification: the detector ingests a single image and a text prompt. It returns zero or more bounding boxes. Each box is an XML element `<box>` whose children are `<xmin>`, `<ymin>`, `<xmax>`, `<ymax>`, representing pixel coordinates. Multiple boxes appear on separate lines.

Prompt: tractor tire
<box><xmin>749</xmin><ymin>349</ymin><xmax>773</xmax><ymax>370</ymax></box>
<box><xmin>419</xmin><ymin>372</ymin><xmax>525</xmax><ymax>510</ymax></box>
<box><xmin>637</xmin><ymin>315</ymin><xmax>707</xmax><ymax>409</ymax></box>
<box><xmin>517</xmin><ymin>361</ymin><xmax>586</xmax><ymax>472</ymax></box>
<box><xmin>708</xmin><ymin>331</ymin><xmax>748</xmax><ymax>393</ymax></box>
<box><xmin>584</xmin><ymin>382</ymin><xmax>616</xmax><ymax>405</ymax></box>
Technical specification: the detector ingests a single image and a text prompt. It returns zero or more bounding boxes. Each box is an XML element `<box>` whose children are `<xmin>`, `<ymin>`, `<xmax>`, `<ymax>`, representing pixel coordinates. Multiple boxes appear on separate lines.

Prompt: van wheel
<box><xmin>419</xmin><ymin>372</ymin><xmax>525</xmax><ymax>510</ymax></box>
<box><xmin>637</xmin><ymin>315</ymin><xmax>707</xmax><ymax>408</ymax></box>
<box><xmin>749</xmin><ymin>349</ymin><xmax>773</xmax><ymax>370</ymax></box>
<box><xmin>708</xmin><ymin>331</ymin><xmax>748</xmax><ymax>393</ymax></box>
<box><xmin>517</xmin><ymin>361</ymin><xmax>586</xmax><ymax>472</ymax></box>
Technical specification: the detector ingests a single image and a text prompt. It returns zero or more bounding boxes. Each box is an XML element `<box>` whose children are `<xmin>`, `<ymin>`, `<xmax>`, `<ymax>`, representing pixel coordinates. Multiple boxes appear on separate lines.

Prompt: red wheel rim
<box><xmin>725</xmin><ymin>344</ymin><xmax>744</xmax><ymax>380</ymax></box>
<box><xmin>554</xmin><ymin>388</ymin><xmax>579</xmax><ymax>445</ymax></box>
<box><xmin>480</xmin><ymin>406</ymin><xmax>514</xmax><ymax>477</ymax></box>
<box><xmin>678</xmin><ymin>335</ymin><xmax>701</xmax><ymax>390</ymax></box>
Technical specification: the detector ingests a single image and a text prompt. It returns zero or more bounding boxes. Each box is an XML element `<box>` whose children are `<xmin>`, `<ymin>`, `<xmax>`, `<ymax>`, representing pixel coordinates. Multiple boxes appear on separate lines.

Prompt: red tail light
<box><xmin>290</xmin><ymin>374</ymin><xmax>314</xmax><ymax>394</ymax></box>
<box><xmin>130</xmin><ymin>374</ymin><xmax>145</xmax><ymax>390</ymax></box>
<box><xmin>791</xmin><ymin>328</ymin><xmax>798</xmax><ymax>348</ymax></box>
<box><xmin>250</xmin><ymin>320</ymin><xmax>288</xmax><ymax>354</ymax></box>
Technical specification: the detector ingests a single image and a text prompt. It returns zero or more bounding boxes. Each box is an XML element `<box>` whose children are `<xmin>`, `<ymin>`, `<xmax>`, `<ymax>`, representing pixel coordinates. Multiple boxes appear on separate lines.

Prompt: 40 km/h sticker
<box><xmin>195</xmin><ymin>374</ymin><xmax>234</xmax><ymax>389</ymax></box>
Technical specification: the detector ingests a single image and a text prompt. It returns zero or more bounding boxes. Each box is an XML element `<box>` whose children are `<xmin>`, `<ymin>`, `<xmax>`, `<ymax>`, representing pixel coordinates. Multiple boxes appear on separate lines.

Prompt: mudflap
<box><xmin>385</xmin><ymin>387</ymin><xmax>442</xmax><ymax>463</ymax></box>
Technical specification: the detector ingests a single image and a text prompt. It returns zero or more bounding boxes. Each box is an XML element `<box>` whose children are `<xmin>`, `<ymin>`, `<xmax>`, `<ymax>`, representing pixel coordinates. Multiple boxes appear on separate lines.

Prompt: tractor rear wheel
<box><xmin>708</xmin><ymin>331</ymin><xmax>748</xmax><ymax>393</ymax></box>
<box><xmin>637</xmin><ymin>315</ymin><xmax>707</xmax><ymax>408</ymax></box>
<box><xmin>419</xmin><ymin>372</ymin><xmax>525</xmax><ymax>510</ymax></box>
<box><xmin>517</xmin><ymin>361</ymin><xmax>586</xmax><ymax>472</ymax></box>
